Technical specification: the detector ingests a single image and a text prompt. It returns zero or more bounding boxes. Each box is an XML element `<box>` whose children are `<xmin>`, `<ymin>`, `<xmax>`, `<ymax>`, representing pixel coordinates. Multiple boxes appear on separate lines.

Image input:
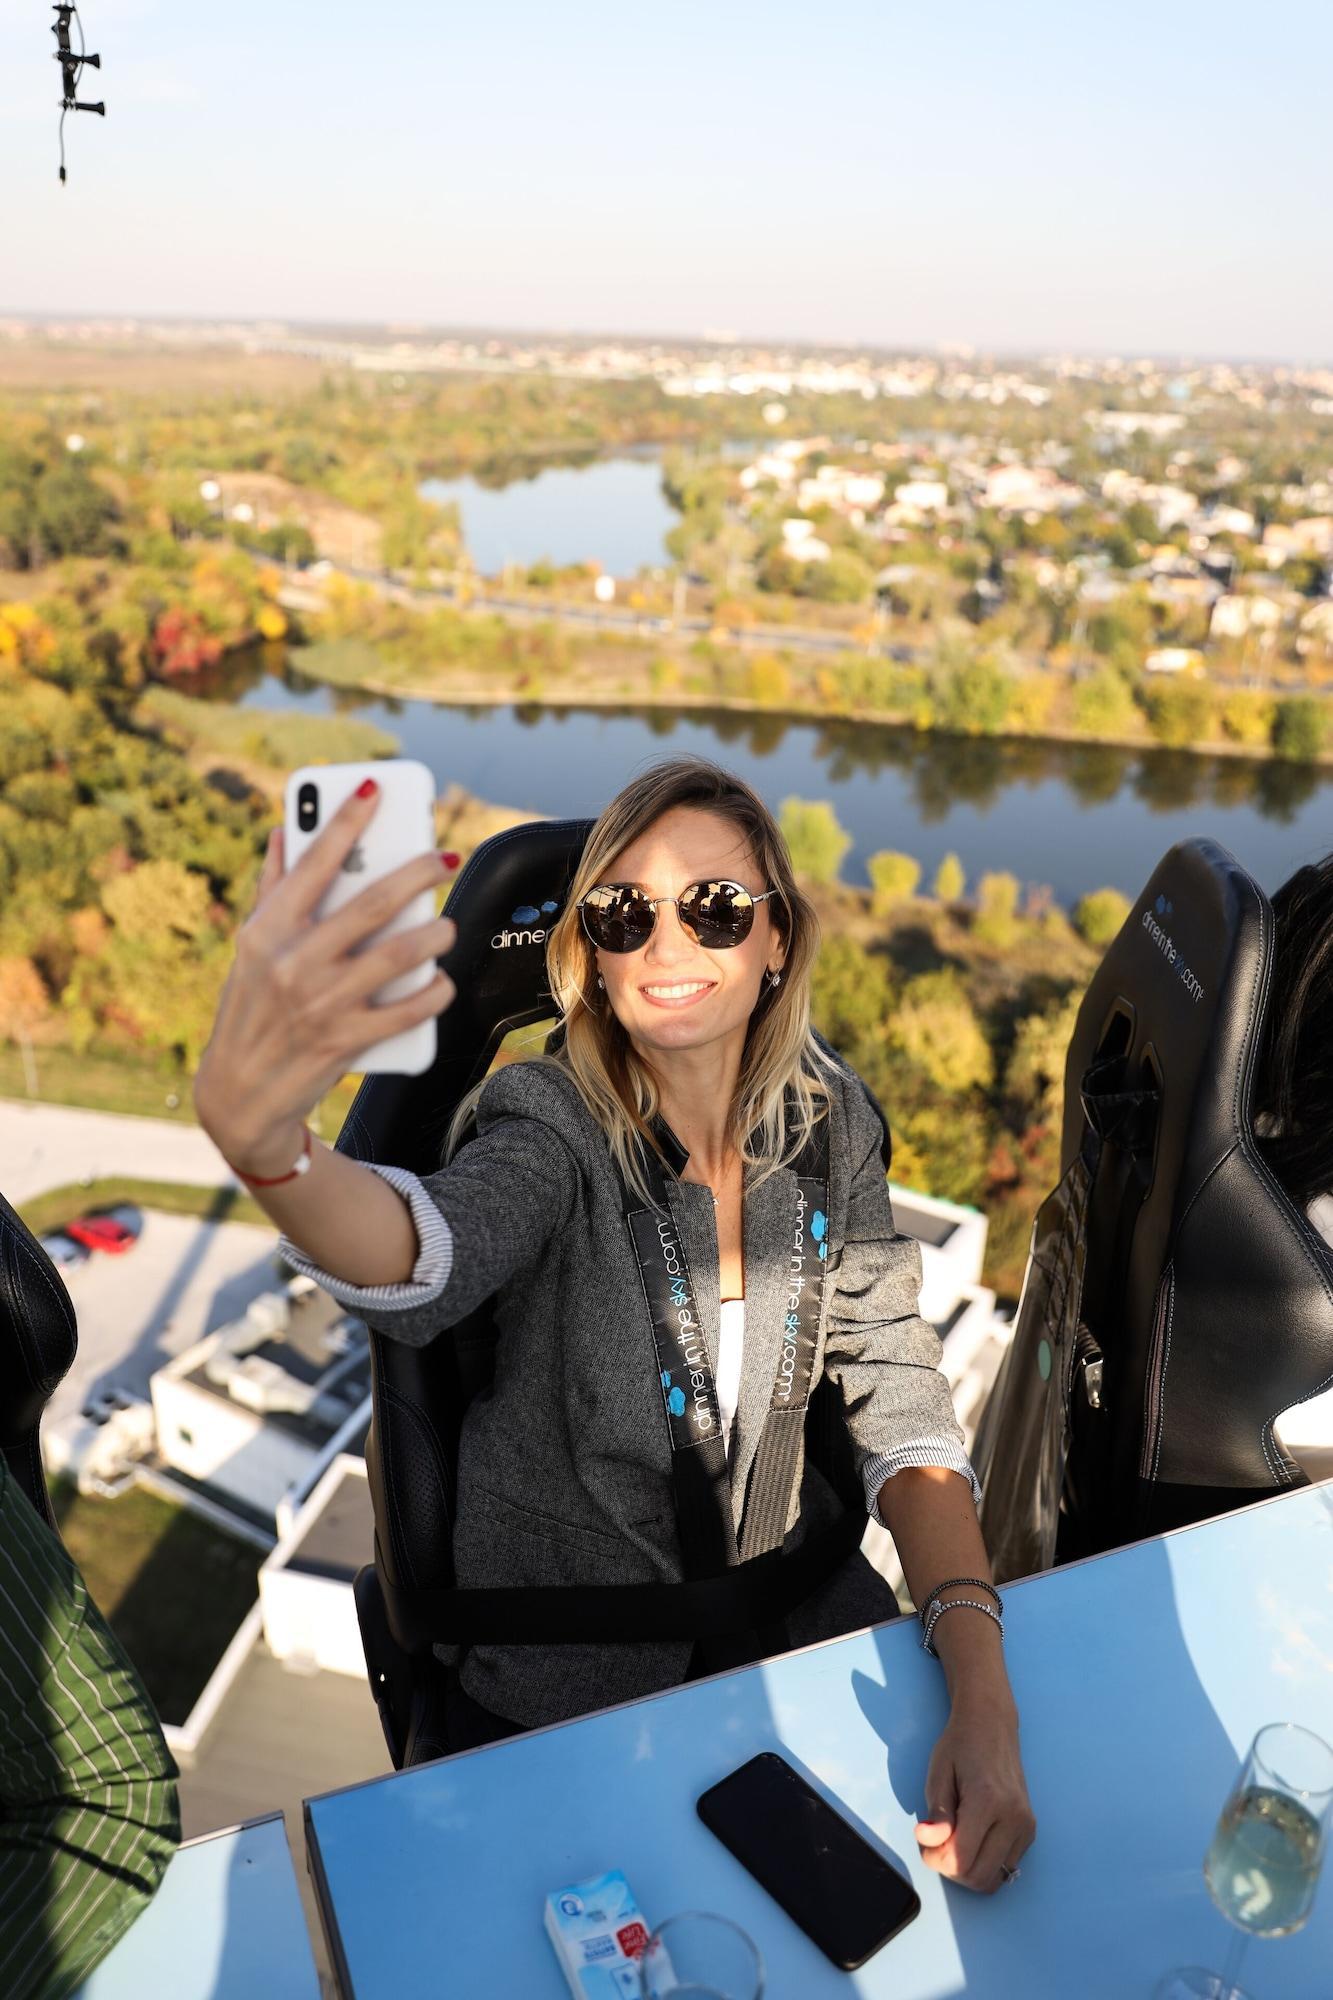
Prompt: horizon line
<box><xmin>3</xmin><ymin>309</ymin><xmax>1331</xmax><ymax>375</ymax></box>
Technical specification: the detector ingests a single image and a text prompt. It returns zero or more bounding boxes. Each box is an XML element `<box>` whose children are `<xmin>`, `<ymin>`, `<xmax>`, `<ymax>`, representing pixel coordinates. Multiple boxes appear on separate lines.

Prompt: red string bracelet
<box><xmin>226</xmin><ymin>1126</ymin><xmax>313</xmax><ymax>1187</ymax></box>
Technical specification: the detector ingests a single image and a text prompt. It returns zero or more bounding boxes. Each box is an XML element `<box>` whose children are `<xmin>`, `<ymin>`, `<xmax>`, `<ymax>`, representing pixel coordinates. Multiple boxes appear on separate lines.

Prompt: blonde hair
<box><xmin>444</xmin><ymin>756</ymin><xmax>835</xmax><ymax>1202</ymax></box>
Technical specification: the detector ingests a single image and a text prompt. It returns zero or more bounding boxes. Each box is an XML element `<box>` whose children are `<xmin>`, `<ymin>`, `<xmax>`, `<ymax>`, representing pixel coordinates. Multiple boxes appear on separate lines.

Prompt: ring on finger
<box><xmin>1000</xmin><ymin>1862</ymin><xmax>1021</xmax><ymax>1884</ymax></box>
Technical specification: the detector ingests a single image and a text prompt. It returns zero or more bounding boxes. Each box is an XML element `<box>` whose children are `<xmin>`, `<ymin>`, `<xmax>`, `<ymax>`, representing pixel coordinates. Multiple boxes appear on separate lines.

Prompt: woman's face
<box><xmin>592</xmin><ymin>806</ymin><xmax>785</xmax><ymax>1061</ymax></box>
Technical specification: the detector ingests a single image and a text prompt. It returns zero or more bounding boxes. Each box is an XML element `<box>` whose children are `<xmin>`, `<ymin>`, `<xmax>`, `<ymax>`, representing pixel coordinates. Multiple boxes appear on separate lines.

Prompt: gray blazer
<box><xmin>296</xmin><ymin>1053</ymin><xmax>972</xmax><ymax>1728</ymax></box>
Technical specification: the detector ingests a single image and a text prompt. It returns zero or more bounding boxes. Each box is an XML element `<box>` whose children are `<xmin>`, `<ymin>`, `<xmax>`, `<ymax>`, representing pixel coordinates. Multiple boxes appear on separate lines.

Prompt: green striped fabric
<box><xmin>0</xmin><ymin>1457</ymin><xmax>180</xmax><ymax>2000</ymax></box>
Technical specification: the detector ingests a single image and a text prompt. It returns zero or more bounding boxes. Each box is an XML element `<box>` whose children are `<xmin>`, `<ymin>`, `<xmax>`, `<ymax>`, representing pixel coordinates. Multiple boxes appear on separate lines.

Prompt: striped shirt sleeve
<box><xmin>277</xmin><ymin>1161</ymin><xmax>456</xmax><ymax>1315</ymax></box>
<box><xmin>0</xmin><ymin>1460</ymin><xmax>180</xmax><ymax>2000</ymax></box>
<box><xmin>863</xmin><ymin>1439</ymin><xmax>983</xmax><ymax>1519</ymax></box>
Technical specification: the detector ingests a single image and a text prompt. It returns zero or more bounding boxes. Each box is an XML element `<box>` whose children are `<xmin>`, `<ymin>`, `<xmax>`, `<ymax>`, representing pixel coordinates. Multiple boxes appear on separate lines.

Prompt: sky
<box><xmin>1</xmin><ymin>0</ymin><xmax>1330</xmax><ymax>360</ymax></box>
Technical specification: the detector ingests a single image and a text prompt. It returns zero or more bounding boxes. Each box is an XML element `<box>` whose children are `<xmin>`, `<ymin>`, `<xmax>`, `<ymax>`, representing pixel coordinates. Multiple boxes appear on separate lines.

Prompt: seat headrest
<box><xmin>1061</xmin><ymin>836</ymin><xmax>1270</xmax><ymax>1271</ymax></box>
<box><xmin>338</xmin><ymin>816</ymin><xmax>595</xmax><ymax>1178</ymax></box>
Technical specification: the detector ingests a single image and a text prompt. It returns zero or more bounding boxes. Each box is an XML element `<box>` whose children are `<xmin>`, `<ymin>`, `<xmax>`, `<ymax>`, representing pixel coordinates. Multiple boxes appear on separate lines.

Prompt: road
<box><xmin>2</xmin><ymin>1098</ymin><xmax>281</xmax><ymax>1429</ymax></box>
<box><xmin>280</xmin><ymin>558</ymin><xmax>916</xmax><ymax>663</ymax></box>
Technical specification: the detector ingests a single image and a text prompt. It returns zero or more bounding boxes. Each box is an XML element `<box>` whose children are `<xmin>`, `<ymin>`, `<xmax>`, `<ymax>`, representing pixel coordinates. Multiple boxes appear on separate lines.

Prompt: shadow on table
<box><xmin>851</xmin><ymin>1533</ymin><xmax>1242</xmax><ymax>1998</ymax></box>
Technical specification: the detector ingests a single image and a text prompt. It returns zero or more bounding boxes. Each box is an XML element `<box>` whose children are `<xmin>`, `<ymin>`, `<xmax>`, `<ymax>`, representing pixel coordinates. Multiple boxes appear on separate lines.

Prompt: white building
<box><xmin>1144</xmin><ymin>647</ymin><xmax>1206</xmax><ymax>677</ymax></box>
<box><xmin>739</xmin><ymin>452</ymin><xmax>798</xmax><ymax>491</ymax></box>
<box><xmin>889</xmin><ymin>1184</ymin><xmax>1009</xmax><ymax>1436</ymax></box>
<box><xmin>261</xmin><ymin>1454</ymin><xmax>374</xmax><ymax>1678</ymax></box>
<box><xmin>1146</xmin><ymin>485</ymin><xmax>1200</xmax><ymax>532</ymax></box>
<box><xmin>1087</xmin><ymin>411</ymin><xmax>1186</xmax><ymax>440</ymax></box>
<box><xmin>1200</xmin><ymin>505</ymin><xmax>1257</xmax><ymax>540</ymax></box>
<box><xmin>1262</xmin><ymin>517</ymin><xmax>1333</xmax><ymax>565</ymax></box>
<box><xmin>780</xmin><ymin>518</ymin><xmax>831</xmax><ymax>562</ymax></box>
<box><xmin>1211</xmin><ymin>592</ymin><xmax>1283</xmax><ymax>641</ymax></box>
<box><xmin>796</xmin><ymin>466</ymin><xmax>885</xmax><ymax>515</ymax></box>
<box><xmin>976</xmin><ymin>465</ymin><xmax>1084</xmax><ymax>515</ymax></box>
<box><xmin>151</xmin><ymin>1278</ymin><xmax>372</xmax><ymax>1524</ymax></box>
<box><xmin>886</xmin><ymin>478</ymin><xmax>949</xmax><ymax>524</ymax></box>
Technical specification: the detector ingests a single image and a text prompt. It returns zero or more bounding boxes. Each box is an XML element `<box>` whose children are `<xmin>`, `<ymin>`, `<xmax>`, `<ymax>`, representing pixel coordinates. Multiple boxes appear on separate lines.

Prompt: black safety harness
<box><xmin>408</xmin><ymin>1107</ymin><xmax>865</xmax><ymax>1649</ymax></box>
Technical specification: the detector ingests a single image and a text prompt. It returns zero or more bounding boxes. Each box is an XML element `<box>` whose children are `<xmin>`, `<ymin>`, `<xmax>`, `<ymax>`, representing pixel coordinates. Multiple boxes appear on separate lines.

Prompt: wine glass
<box><xmin>1156</xmin><ymin>1722</ymin><xmax>1333</xmax><ymax>2000</ymax></box>
<box><xmin>638</xmin><ymin>1911</ymin><xmax>764</xmax><ymax>2000</ymax></box>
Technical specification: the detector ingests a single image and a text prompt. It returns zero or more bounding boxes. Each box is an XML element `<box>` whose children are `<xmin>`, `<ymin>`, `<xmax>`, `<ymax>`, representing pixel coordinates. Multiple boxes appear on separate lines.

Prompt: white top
<box><xmin>716</xmin><ymin>1297</ymin><xmax>745</xmax><ymax>1457</ymax></box>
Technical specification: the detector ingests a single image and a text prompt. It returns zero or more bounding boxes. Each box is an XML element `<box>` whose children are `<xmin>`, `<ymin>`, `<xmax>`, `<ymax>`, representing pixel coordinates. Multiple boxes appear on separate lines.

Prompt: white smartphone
<box><xmin>282</xmin><ymin>757</ymin><xmax>440</xmax><ymax>1076</ymax></box>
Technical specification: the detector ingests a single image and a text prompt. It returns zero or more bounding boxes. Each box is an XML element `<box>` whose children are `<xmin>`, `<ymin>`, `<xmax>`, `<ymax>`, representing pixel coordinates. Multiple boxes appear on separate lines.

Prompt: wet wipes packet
<box><xmin>544</xmin><ymin>1870</ymin><xmax>650</xmax><ymax>1999</ymax></box>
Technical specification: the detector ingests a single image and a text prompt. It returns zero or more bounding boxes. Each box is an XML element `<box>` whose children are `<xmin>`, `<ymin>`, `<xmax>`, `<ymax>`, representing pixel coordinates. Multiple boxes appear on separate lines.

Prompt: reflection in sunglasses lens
<box><xmin>585</xmin><ymin>881</ymin><xmax>757</xmax><ymax>951</ymax></box>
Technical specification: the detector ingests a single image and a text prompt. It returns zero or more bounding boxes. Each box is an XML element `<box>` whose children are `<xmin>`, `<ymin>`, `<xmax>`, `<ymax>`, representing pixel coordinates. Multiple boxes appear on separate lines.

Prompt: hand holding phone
<box><xmin>194</xmin><ymin>759</ymin><xmax>456</xmax><ymax>1177</ymax></box>
<box><xmin>697</xmin><ymin>1753</ymin><xmax>920</xmax><ymax>1971</ymax></box>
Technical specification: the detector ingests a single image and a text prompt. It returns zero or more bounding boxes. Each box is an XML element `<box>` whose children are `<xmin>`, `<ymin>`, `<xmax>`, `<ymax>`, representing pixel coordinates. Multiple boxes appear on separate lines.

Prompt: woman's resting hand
<box><xmin>915</xmin><ymin>1693</ymin><xmax>1037</xmax><ymax>1894</ymax></box>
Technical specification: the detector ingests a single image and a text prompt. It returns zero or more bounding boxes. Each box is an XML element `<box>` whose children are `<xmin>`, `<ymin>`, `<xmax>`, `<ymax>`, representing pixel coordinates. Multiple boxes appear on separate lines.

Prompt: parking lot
<box><xmin>3</xmin><ymin>1097</ymin><xmax>290</xmax><ymax>1429</ymax></box>
<box><xmin>45</xmin><ymin>1210</ymin><xmax>286</xmax><ymax>1429</ymax></box>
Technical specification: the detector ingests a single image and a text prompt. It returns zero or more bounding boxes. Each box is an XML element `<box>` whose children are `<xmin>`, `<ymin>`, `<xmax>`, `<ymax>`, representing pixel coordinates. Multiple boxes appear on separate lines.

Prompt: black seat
<box><xmin>337</xmin><ymin>817</ymin><xmax>870</xmax><ymax>1767</ymax></box>
<box><xmin>0</xmin><ymin>1188</ymin><xmax>79</xmax><ymax>1529</ymax></box>
<box><xmin>974</xmin><ymin>836</ymin><xmax>1333</xmax><ymax>1583</ymax></box>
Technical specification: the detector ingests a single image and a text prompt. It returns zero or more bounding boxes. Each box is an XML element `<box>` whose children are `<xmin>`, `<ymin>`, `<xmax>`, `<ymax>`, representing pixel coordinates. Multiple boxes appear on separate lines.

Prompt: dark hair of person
<box><xmin>1253</xmin><ymin>855</ymin><xmax>1333</xmax><ymax>1210</ymax></box>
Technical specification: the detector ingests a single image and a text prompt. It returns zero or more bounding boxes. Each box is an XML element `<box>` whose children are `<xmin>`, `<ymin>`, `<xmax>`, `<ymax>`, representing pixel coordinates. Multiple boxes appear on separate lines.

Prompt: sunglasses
<box><xmin>578</xmin><ymin>879</ymin><xmax>779</xmax><ymax>954</ymax></box>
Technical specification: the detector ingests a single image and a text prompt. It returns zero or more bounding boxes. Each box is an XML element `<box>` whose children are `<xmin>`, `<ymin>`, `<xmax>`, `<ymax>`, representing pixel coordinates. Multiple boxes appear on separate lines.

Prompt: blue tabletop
<box><xmin>306</xmin><ymin>1484</ymin><xmax>1333</xmax><ymax>1998</ymax></box>
<box><xmin>71</xmin><ymin>1813</ymin><xmax>321</xmax><ymax>2000</ymax></box>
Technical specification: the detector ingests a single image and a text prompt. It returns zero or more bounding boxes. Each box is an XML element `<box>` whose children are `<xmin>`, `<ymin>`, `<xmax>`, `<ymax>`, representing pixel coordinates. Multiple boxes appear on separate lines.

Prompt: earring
<box><xmin>768</xmin><ymin>970</ymin><xmax>782</xmax><ymax>987</ymax></box>
<box><xmin>596</xmin><ymin>974</ymin><xmax>605</xmax><ymax>990</ymax></box>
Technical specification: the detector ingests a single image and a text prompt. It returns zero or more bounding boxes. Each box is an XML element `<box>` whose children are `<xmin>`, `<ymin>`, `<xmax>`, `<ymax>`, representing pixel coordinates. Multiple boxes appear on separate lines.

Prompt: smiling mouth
<box><xmin>640</xmin><ymin>980</ymin><xmax>717</xmax><ymax>1008</ymax></box>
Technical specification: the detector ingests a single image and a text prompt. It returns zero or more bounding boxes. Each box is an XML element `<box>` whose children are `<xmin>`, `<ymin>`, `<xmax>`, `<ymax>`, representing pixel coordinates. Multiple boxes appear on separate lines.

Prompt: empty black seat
<box><xmin>974</xmin><ymin>837</ymin><xmax>1333</xmax><ymax>1581</ymax></box>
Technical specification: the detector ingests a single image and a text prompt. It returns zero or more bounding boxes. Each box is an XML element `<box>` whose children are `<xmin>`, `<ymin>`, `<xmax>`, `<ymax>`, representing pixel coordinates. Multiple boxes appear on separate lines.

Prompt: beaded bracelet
<box><xmin>917</xmin><ymin>1576</ymin><xmax>1004</xmax><ymax>1628</ymax></box>
<box><xmin>921</xmin><ymin>1597</ymin><xmax>1005</xmax><ymax>1658</ymax></box>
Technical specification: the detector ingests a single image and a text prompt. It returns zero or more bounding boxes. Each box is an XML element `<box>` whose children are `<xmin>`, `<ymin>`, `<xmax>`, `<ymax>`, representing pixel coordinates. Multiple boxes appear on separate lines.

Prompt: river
<box><xmin>419</xmin><ymin>454</ymin><xmax>678</xmax><ymax>577</ymax></box>
<box><xmin>229</xmin><ymin>657</ymin><xmax>1333</xmax><ymax>907</ymax></box>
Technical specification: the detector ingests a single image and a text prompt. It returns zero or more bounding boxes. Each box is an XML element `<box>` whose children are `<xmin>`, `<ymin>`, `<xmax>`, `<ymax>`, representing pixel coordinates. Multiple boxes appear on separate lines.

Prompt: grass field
<box><xmin>51</xmin><ymin>1477</ymin><xmax>263</xmax><ymax>1727</ymax></box>
<box><xmin>18</xmin><ymin>1175</ymin><xmax>279</xmax><ymax>1239</ymax></box>
<box><xmin>0</xmin><ymin>1044</ymin><xmax>362</xmax><ymax>1157</ymax></box>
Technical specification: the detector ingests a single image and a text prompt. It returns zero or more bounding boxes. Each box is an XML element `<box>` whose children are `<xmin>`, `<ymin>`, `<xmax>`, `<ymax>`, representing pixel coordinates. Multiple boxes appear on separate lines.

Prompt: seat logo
<box><xmin>491</xmin><ymin>899</ymin><xmax>560</xmax><ymax>949</ymax></box>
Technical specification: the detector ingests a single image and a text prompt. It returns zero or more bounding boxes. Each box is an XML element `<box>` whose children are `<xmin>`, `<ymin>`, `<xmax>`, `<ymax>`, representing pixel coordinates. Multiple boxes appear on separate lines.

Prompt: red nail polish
<box><xmin>439</xmin><ymin>851</ymin><xmax>460</xmax><ymax>870</ymax></box>
<box><xmin>356</xmin><ymin>777</ymin><xmax>378</xmax><ymax>799</ymax></box>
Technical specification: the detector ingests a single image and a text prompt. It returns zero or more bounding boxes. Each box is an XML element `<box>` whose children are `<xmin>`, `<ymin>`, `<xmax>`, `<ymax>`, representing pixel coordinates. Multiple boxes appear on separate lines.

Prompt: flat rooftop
<box><xmin>284</xmin><ymin>1457</ymin><xmax>375</xmax><ymax>1584</ymax></box>
<box><xmin>891</xmin><ymin>1197</ymin><xmax>959</xmax><ymax>1249</ymax></box>
<box><xmin>178</xmin><ymin>1292</ymin><xmax>373</xmax><ymax>1445</ymax></box>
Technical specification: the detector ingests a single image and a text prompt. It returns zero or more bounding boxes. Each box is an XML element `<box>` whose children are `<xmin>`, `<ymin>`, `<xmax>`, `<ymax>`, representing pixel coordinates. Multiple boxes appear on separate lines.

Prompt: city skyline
<box><xmin>6</xmin><ymin>310</ymin><xmax>1333</xmax><ymax>373</ymax></box>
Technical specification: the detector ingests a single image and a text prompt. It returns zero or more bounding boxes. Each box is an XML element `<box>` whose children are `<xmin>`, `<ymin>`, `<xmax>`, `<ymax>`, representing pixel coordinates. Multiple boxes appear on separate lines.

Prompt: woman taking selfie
<box><xmin>193</xmin><ymin>757</ymin><xmax>1034</xmax><ymax>1894</ymax></box>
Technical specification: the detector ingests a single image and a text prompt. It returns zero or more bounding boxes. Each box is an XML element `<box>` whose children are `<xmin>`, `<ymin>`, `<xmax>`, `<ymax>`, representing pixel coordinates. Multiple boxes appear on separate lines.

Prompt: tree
<box><xmin>930</xmin><ymin>653</ymin><xmax>1013</xmax><ymax>736</ymax></box>
<box><xmin>867</xmin><ymin>851</ymin><xmax>921</xmax><ymax>914</ymax></box>
<box><xmin>890</xmin><ymin>970</ymin><xmax>994</xmax><ymax>1094</ymax></box>
<box><xmin>1005</xmin><ymin>992</ymin><xmax>1082</xmax><ymax>1131</ymax></box>
<box><xmin>0</xmin><ymin>955</ymin><xmax>53</xmax><ymax>1043</ymax></box>
<box><xmin>1073</xmin><ymin>888</ymin><xmax>1132</xmax><ymax>948</ymax></box>
<box><xmin>32</xmin><ymin>463</ymin><xmax>118</xmax><ymax>561</ymax></box>
<box><xmin>973</xmin><ymin>872</ymin><xmax>1022</xmax><ymax>947</ymax></box>
<box><xmin>1142</xmin><ymin>681</ymin><xmax>1214</xmax><ymax>750</ymax></box>
<box><xmin>1271</xmin><ymin>697</ymin><xmax>1327</xmax><ymax>762</ymax></box>
<box><xmin>934</xmin><ymin>852</ymin><xmax>966</xmax><ymax>903</ymax></box>
<box><xmin>101</xmin><ymin>859</ymin><xmax>213</xmax><ymax>943</ymax></box>
<box><xmin>809</xmin><ymin>934</ymin><xmax>896</xmax><ymax>1059</ymax></box>
<box><xmin>779</xmin><ymin>798</ymin><xmax>852</xmax><ymax>883</ymax></box>
<box><xmin>804</xmin><ymin>550</ymin><xmax>875</xmax><ymax>605</ymax></box>
<box><xmin>1072</xmin><ymin>668</ymin><xmax>1137</xmax><ymax>737</ymax></box>
<box><xmin>746</xmin><ymin>654</ymin><xmax>792</xmax><ymax>706</ymax></box>
<box><xmin>1219</xmin><ymin>692</ymin><xmax>1275</xmax><ymax>747</ymax></box>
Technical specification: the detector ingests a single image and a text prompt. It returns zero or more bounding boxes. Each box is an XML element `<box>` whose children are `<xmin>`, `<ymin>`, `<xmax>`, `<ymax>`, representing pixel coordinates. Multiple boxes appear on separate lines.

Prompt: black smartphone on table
<box><xmin>696</xmin><ymin>1751</ymin><xmax>921</xmax><ymax>1971</ymax></box>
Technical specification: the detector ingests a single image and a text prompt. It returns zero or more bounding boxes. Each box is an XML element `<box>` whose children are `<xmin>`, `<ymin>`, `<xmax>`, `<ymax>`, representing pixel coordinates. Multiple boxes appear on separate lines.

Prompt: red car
<box><xmin>63</xmin><ymin>1215</ymin><xmax>137</xmax><ymax>1255</ymax></box>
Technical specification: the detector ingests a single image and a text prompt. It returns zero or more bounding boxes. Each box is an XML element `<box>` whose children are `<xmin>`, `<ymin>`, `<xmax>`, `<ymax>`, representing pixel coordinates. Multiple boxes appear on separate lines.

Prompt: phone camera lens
<box><xmin>297</xmin><ymin>782</ymin><xmax>319</xmax><ymax>833</ymax></box>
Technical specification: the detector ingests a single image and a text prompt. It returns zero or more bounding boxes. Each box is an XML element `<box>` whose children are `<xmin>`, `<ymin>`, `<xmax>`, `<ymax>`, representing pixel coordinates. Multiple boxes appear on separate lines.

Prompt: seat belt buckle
<box><xmin>1074</xmin><ymin>1322</ymin><xmax>1105</xmax><ymax>1410</ymax></box>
